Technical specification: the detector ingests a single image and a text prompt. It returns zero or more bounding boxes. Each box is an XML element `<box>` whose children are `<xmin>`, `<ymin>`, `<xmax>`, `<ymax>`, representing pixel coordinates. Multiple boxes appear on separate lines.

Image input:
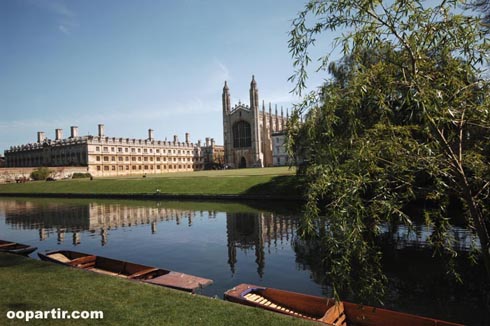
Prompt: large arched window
<box><xmin>232</xmin><ymin>121</ymin><xmax>252</xmax><ymax>148</ymax></box>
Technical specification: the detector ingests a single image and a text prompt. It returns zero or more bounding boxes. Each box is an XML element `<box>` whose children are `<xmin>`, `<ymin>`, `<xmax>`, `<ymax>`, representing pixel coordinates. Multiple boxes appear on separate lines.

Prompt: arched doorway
<box><xmin>239</xmin><ymin>157</ymin><xmax>247</xmax><ymax>168</ymax></box>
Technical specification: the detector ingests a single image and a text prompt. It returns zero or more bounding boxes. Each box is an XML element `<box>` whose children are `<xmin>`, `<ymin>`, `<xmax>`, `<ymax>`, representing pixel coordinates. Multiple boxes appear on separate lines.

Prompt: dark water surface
<box><xmin>0</xmin><ymin>197</ymin><xmax>487</xmax><ymax>325</ymax></box>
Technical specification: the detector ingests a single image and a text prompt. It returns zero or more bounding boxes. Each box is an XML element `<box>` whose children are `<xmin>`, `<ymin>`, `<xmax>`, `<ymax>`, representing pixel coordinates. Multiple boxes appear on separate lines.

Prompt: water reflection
<box><xmin>1</xmin><ymin>199</ymin><xmax>299</xmax><ymax>276</ymax></box>
<box><xmin>384</xmin><ymin>223</ymin><xmax>478</xmax><ymax>251</ymax></box>
<box><xmin>226</xmin><ymin>212</ymin><xmax>297</xmax><ymax>276</ymax></box>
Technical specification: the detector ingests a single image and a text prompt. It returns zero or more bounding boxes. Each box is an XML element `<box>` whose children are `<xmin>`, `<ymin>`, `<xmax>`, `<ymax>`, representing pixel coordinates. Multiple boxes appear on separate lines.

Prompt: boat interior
<box><xmin>0</xmin><ymin>241</ymin><xmax>24</xmax><ymax>249</ymax></box>
<box><xmin>47</xmin><ymin>251</ymin><xmax>169</xmax><ymax>280</ymax></box>
<box><xmin>0</xmin><ymin>242</ymin><xmax>18</xmax><ymax>248</ymax></box>
<box><xmin>242</xmin><ymin>287</ymin><xmax>347</xmax><ymax>325</ymax></box>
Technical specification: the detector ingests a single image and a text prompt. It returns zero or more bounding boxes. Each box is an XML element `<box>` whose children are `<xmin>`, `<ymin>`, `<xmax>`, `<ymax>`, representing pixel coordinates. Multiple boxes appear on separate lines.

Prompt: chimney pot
<box><xmin>70</xmin><ymin>126</ymin><xmax>79</xmax><ymax>138</ymax></box>
<box><xmin>98</xmin><ymin>124</ymin><xmax>105</xmax><ymax>137</ymax></box>
<box><xmin>37</xmin><ymin>132</ymin><xmax>46</xmax><ymax>143</ymax></box>
<box><xmin>55</xmin><ymin>129</ymin><xmax>63</xmax><ymax>140</ymax></box>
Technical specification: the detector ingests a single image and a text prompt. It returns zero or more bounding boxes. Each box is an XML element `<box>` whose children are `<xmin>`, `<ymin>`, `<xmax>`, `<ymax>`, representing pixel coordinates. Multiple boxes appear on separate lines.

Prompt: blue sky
<box><xmin>0</xmin><ymin>0</ymin><xmax>333</xmax><ymax>152</ymax></box>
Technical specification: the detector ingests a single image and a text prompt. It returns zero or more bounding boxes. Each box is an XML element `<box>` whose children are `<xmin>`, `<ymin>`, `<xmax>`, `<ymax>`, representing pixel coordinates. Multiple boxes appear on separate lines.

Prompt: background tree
<box><xmin>30</xmin><ymin>167</ymin><xmax>53</xmax><ymax>181</ymax></box>
<box><xmin>288</xmin><ymin>0</ymin><xmax>490</xmax><ymax>300</ymax></box>
<box><xmin>470</xmin><ymin>0</ymin><xmax>490</xmax><ymax>32</ymax></box>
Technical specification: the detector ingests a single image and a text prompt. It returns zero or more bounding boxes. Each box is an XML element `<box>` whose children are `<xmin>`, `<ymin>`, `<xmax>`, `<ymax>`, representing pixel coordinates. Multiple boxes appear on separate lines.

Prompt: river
<box><xmin>0</xmin><ymin>197</ymin><xmax>487</xmax><ymax>325</ymax></box>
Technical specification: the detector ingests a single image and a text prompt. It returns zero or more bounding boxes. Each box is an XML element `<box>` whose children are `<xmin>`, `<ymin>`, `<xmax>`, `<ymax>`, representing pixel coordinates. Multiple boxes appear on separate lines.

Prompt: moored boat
<box><xmin>0</xmin><ymin>239</ymin><xmax>37</xmax><ymax>255</ymax></box>
<box><xmin>38</xmin><ymin>250</ymin><xmax>213</xmax><ymax>293</ymax></box>
<box><xmin>224</xmin><ymin>284</ymin><xmax>463</xmax><ymax>326</ymax></box>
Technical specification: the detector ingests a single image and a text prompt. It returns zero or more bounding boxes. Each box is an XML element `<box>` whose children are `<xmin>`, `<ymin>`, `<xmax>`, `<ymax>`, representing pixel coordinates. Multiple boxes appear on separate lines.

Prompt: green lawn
<box><xmin>0</xmin><ymin>167</ymin><xmax>303</xmax><ymax>199</ymax></box>
<box><xmin>0</xmin><ymin>253</ymin><xmax>314</xmax><ymax>326</ymax></box>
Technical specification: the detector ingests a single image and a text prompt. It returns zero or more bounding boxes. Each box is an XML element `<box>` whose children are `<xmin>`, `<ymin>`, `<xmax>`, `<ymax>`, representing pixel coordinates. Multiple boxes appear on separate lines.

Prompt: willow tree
<box><xmin>287</xmin><ymin>0</ymin><xmax>490</xmax><ymax>299</ymax></box>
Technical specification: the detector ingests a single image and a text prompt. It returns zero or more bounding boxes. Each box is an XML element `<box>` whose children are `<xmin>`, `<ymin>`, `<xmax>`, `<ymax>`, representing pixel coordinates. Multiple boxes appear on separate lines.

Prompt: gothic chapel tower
<box><xmin>222</xmin><ymin>76</ymin><xmax>264</xmax><ymax>168</ymax></box>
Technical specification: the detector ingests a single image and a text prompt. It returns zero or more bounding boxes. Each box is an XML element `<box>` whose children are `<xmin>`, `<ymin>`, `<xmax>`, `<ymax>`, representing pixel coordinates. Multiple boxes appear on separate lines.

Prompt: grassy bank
<box><xmin>0</xmin><ymin>253</ymin><xmax>313</xmax><ymax>326</ymax></box>
<box><xmin>0</xmin><ymin>167</ymin><xmax>303</xmax><ymax>200</ymax></box>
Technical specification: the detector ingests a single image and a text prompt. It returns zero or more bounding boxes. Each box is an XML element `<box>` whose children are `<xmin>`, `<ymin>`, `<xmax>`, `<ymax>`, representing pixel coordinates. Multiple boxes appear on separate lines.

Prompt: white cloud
<box><xmin>58</xmin><ymin>25</ymin><xmax>70</xmax><ymax>35</ymax></box>
<box><xmin>30</xmin><ymin>0</ymin><xmax>78</xmax><ymax>34</ymax></box>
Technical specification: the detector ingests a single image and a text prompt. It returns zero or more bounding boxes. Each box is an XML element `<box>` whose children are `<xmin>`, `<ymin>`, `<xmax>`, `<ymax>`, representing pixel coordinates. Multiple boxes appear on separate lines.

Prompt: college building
<box><xmin>222</xmin><ymin>76</ymin><xmax>289</xmax><ymax>168</ymax></box>
<box><xmin>3</xmin><ymin>124</ymin><xmax>223</xmax><ymax>177</ymax></box>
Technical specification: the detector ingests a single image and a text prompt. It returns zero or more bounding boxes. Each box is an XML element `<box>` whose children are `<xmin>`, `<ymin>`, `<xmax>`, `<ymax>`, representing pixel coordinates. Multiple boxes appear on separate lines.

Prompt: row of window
<box><xmin>94</xmin><ymin>146</ymin><xmax>193</xmax><ymax>155</ymax></box>
<box><xmin>95</xmin><ymin>164</ymin><xmax>195</xmax><ymax>171</ymax></box>
<box><xmin>95</xmin><ymin>156</ymin><xmax>195</xmax><ymax>162</ymax></box>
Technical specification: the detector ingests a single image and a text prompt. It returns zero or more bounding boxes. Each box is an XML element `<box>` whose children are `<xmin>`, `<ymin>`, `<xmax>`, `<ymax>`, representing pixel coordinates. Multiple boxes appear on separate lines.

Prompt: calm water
<box><xmin>0</xmin><ymin>197</ymin><xmax>488</xmax><ymax>325</ymax></box>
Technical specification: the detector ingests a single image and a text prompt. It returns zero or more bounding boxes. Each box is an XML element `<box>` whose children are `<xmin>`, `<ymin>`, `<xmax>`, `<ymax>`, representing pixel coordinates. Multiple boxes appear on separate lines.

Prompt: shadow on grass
<box><xmin>243</xmin><ymin>175</ymin><xmax>305</xmax><ymax>199</ymax></box>
<box><xmin>0</xmin><ymin>253</ymin><xmax>25</xmax><ymax>267</ymax></box>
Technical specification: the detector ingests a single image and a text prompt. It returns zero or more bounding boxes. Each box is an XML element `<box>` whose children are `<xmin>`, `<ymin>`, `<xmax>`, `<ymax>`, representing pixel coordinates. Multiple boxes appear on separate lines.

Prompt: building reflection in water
<box><xmin>226</xmin><ymin>212</ymin><xmax>298</xmax><ymax>277</ymax></box>
<box><xmin>2</xmin><ymin>199</ymin><xmax>299</xmax><ymax>277</ymax></box>
<box><xmin>57</xmin><ymin>228</ymin><xmax>65</xmax><ymax>244</ymax></box>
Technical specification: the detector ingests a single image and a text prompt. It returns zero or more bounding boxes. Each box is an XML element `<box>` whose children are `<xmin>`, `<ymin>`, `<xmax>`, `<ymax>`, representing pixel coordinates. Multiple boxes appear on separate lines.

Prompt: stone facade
<box><xmin>271</xmin><ymin>131</ymin><xmax>289</xmax><ymax>166</ymax></box>
<box><xmin>222</xmin><ymin>76</ymin><xmax>288</xmax><ymax>168</ymax></box>
<box><xmin>4</xmin><ymin>125</ymin><xmax>223</xmax><ymax>177</ymax></box>
<box><xmin>201</xmin><ymin>137</ymin><xmax>225</xmax><ymax>169</ymax></box>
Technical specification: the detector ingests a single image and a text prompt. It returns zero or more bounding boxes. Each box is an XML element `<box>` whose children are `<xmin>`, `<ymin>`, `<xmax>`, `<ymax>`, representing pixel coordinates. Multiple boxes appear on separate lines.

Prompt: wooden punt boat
<box><xmin>224</xmin><ymin>284</ymin><xmax>463</xmax><ymax>326</ymax></box>
<box><xmin>0</xmin><ymin>239</ymin><xmax>37</xmax><ymax>255</ymax></box>
<box><xmin>38</xmin><ymin>250</ymin><xmax>213</xmax><ymax>293</ymax></box>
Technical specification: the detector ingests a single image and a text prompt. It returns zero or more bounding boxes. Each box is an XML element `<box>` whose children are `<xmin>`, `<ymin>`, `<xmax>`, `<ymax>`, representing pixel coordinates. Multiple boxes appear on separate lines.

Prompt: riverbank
<box><xmin>0</xmin><ymin>167</ymin><xmax>304</xmax><ymax>201</ymax></box>
<box><xmin>0</xmin><ymin>253</ymin><xmax>312</xmax><ymax>326</ymax></box>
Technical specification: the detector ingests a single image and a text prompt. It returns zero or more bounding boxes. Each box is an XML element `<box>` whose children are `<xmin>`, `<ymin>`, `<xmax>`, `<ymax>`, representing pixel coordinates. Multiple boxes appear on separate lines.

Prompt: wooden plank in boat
<box><xmin>323</xmin><ymin>302</ymin><xmax>345</xmax><ymax>325</ymax></box>
<box><xmin>68</xmin><ymin>255</ymin><xmax>96</xmax><ymax>266</ymax></box>
<box><xmin>87</xmin><ymin>267</ymin><xmax>128</xmax><ymax>278</ymax></box>
<box><xmin>143</xmin><ymin>271</ymin><xmax>212</xmax><ymax>292</ymax></box>
<box><xmin>128</xmin><ymin>267</ymin><xmax>159</xmax><ymax>279</ymax></box>
<box><xmin>48</xmin><ymin>253</ymin><xmax>71</xmax><ymax>263</ymax></box>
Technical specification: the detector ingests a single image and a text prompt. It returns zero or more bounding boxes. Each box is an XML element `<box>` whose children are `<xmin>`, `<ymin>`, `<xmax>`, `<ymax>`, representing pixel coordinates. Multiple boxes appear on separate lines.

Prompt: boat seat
<box><xmin>48</xmin><ymin>253</ymin><xmax>72</xmax><ymax>263</ymax></box>
<box><xmin>243</xmin><ymin>292</ymin><xmax>317</xmax><ymax>320</ymax></box>
<box><xmin>0</xmin><ymin>243</ymin><xmax>17</xmax><ymax>248</ymax></box>
<box><xmin>322</xmin><ymin>302</ymin><xmax>347</xmax><ymax>326</ymax></box>
<box><xmin>68</xmin><ymin>255</ymin><xmax>97</xmax><ymax>267</ymax></box>
<box><xmin>128</xmin><ymin>268</ymin><xmax>159</xmax><ymax>279</ymax></box>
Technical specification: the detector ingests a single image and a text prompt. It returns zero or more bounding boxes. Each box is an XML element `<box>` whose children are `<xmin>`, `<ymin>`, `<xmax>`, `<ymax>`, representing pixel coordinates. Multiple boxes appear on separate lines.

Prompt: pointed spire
<box><xmin>269</xmin><ymin>103</ymin><xmax>272</xmax><ymax>130</ymax></box>
<box><xmin>262</xmin><ymin>100</ymin><xmax>266</xmax><ymax>127</ymax></box>
<box><xmin>222</xmin><ymin>80</ymin><xmax>231</xmax><ymax>113</ymax></box>
<box><xmin>275</xmin><ymin>104</ymin><xmax>279</xmax><ymax>132</ymax></box>
<box><xmin>281</xmin><ymin>106</ymin><xmax>284</xmax><ymax>130</ymax></box>
<box><xmin>249</xmin><ymin>75</ymin><xmax>259</xmax><ymax>111</ymax></box>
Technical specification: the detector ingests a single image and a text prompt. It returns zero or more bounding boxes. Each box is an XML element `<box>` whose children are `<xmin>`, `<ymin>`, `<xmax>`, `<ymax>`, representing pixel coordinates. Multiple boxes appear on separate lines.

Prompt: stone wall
<box><xmin>0</xmin><ymin>166</ymin><xmax>90</xmax><ymax>184</ymax></box>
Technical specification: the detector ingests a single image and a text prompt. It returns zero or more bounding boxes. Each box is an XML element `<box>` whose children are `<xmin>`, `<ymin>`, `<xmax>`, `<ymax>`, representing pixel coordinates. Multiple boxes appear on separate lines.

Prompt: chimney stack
<box><xmin>211</xmin><ymin>138</ymin><xmax>215</xmax><ymax>146</ymax></box>
<box><xmin>173</xmin><ymin>135</ymin><xmax>178</xmax><ymax>143</ymax></box>
<box><xmin>148</xmin><ymin>129</ymin><xmax>154</xmax><ymax>141</ymax></box>
<box><xmin>55</xmin><ymin>128</ymin><xmax>63</xmax><ymax>140</ymax></box>
<box><xmin>185</xmin><ymin>132</ymin><xmax>190</xmax><ymax>144</ymax></box>
<box><xmin>70</xmin><ymin>126</ymin><xmax>79</xmax><ymax>138</ymax></box>
<box><xmin>98</xmin><ymin>124</ymin><xmax>105</xmax><ymax>137</ymax></box>
<box><xmin>37</xmin><ymin>132</ymin><xmax>45</xmax><ymax>143</ymax></box>
<box><xmin>205</xmin><ymin>137</ymin><xmax>210</xmax><ymax>147</ymax></box>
